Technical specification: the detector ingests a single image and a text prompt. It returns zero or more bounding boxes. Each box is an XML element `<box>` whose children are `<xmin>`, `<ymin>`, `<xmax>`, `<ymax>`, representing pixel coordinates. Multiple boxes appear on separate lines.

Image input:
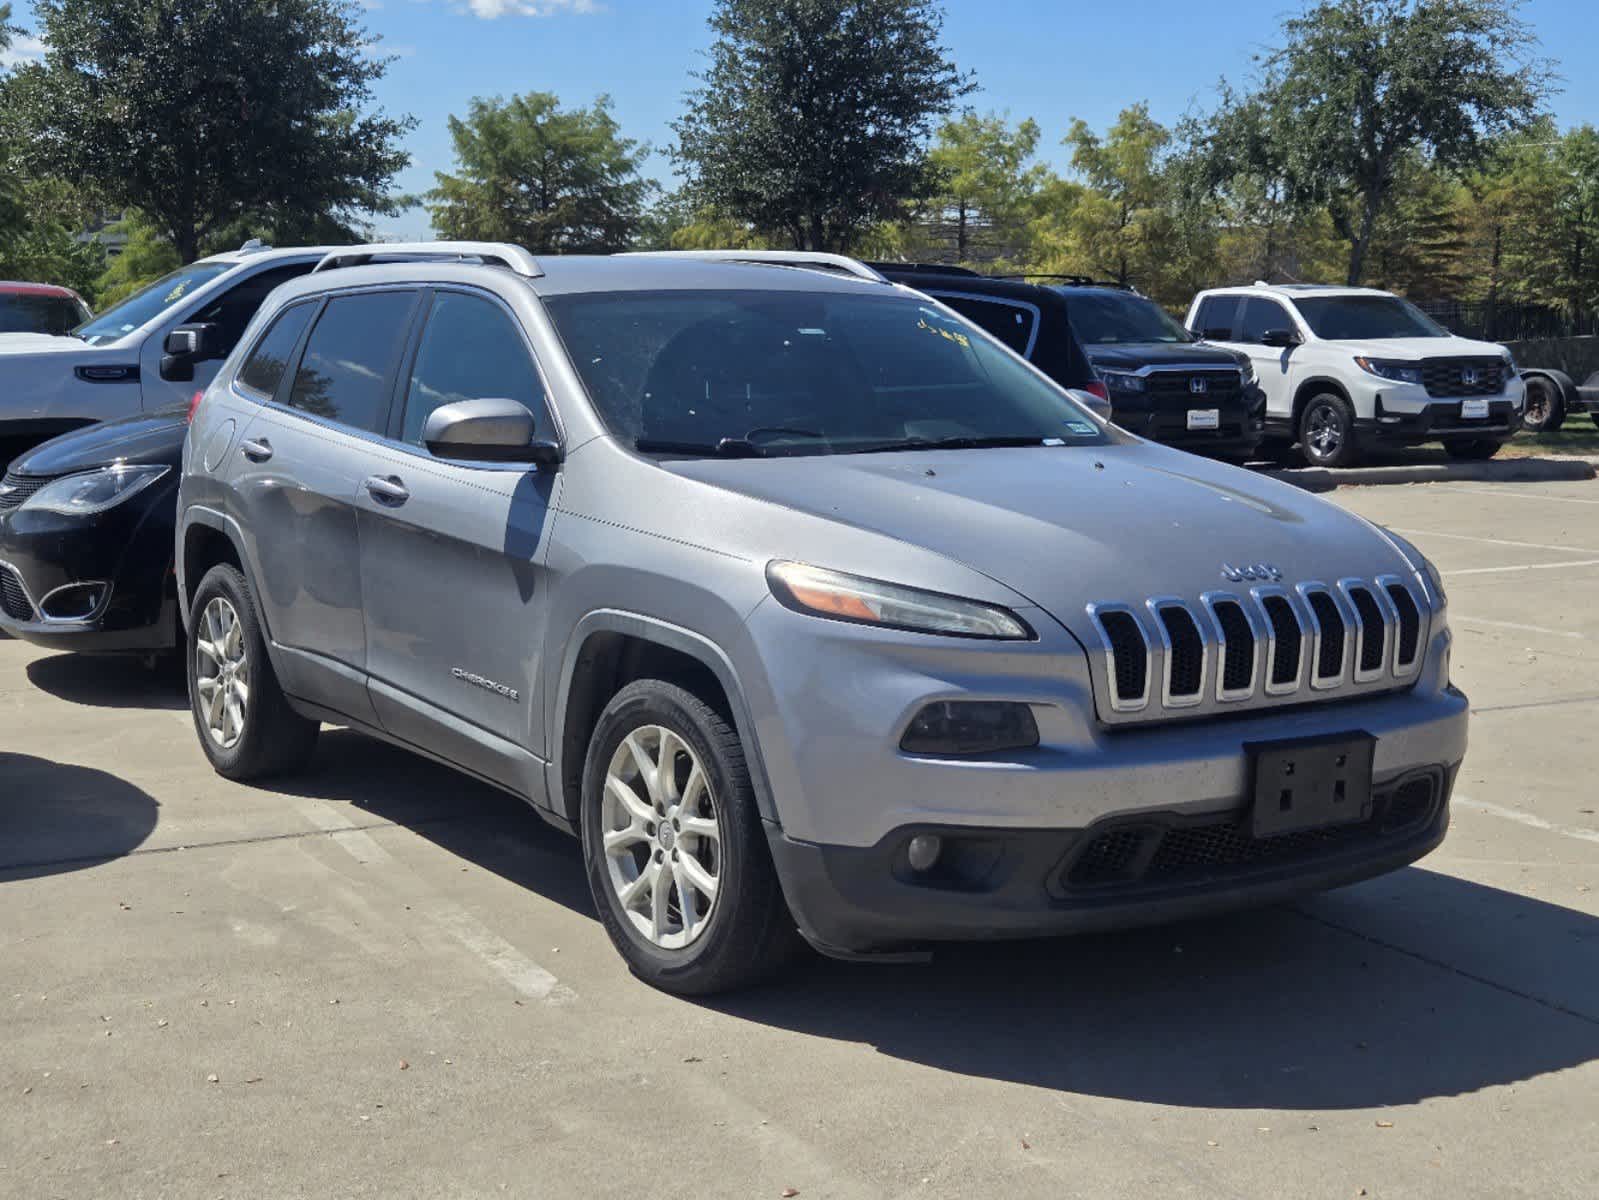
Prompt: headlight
<box><xmin>767</xmin><ymin>561</ymin><xmax>1033</xmax><ymax>640</ymax></box>
<box><xmin>1236</xmin><ymin>357</ymin><xmax>1257</xmax><ymax>385</ymax></box>
<box><xmin>1097</xmin><ymin>368</ymin><xmax>1146</xmax><ymax>394</ymax></box>
<box><xmin>1354</xmin><ymin>357</ymin><xmax>1425</xmax><ymax>386</ymax></box>
<box><xmin>1501</xmin><ymin>350</ymin><xmax>1518</xmax><ymax>377</ymax></box>
<box><xmin>20</xmin><ymin>464</ymin><xmax>169</xmax><ymax>516</ymax></box>
<box><xmin>1380</xmin><ymin>529</ymin><xmax>1447</xmax><ymax>613</ymax></box>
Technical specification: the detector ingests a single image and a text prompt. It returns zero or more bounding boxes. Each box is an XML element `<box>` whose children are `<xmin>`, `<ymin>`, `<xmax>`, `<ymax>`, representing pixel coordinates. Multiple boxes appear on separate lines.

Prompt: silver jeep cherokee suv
<box><xmin>177</xmin><ymin>242</ymin><xmax>1468</xmax><ymax>995</ymax></box>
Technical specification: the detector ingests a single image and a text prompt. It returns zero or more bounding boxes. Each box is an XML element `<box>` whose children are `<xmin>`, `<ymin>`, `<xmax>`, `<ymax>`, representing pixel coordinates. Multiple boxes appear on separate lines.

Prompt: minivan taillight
<box><xmin>1083</xmin><ymin>380</ymin><xmax>1110</xmax><ymax>402</ymax></box>
<box><xmin>187</xmin><ymin>390</ymin><xmax>204</xmax><ymax>423</ymax></box>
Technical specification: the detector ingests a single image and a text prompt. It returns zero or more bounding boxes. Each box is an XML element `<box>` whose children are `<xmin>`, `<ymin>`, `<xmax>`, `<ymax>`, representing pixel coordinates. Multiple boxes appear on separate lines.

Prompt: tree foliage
<box><xmin>8</xmin><ymin>0</ymin><xmax>413</xmax><ymax>262</ymax></box>
<box><xmin>1206</xmin><ymin>0</ymin><xmax>1550</xmax><ymax>285</ymax></box>
<box><xmin>429</xmin><ymin>93</ymin><xmax>654</xmax><ymax>253</ymax></box>
<box><xmin>918</xmin><ymin>111</ymin><xmax>1048</xmax><ymax>262</ymax></box>
<box><xmin>673</xmin><ymin>0</ymin><xmax>973</xmax><ymax>251</ymax></box>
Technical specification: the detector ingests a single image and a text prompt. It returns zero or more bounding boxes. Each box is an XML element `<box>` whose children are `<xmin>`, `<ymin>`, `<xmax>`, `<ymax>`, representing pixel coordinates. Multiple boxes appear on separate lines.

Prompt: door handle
<box><xmin>240</xmin><ymin>437</ymin><xmax>273</xmax><ymax>462</ymax></box>
<box><xmin>363</xmin><ymin>474</ymin><xmax>410</xmax><ymax>505</ymax></box>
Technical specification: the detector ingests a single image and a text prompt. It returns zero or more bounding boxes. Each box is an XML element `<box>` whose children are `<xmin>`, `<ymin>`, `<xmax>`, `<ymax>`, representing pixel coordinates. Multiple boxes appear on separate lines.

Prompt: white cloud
<box><xmin>0</xmin><ymin>34</ymin><xmax>45</xmax><ymax>69</ymax></box>
<box><xmin>462</xmin><ymin>0</ymin><xmax>598</xmax><ymax>19</ymax></box>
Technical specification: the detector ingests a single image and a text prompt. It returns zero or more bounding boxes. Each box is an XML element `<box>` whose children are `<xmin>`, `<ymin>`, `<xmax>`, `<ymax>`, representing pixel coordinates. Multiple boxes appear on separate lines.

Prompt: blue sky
<box><xmin>6</xmin><ymin>0</ymin><xmax>1597</xmax><ymax>241</ymax></box>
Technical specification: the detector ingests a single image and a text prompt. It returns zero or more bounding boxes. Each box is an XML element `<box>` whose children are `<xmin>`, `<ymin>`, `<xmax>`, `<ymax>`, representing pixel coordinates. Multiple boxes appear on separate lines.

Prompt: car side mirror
<box><xmin>160</xmin><ymin>323</ymin><xmax>216</xmax><ymax>381</ymax></box>
<box><xmin>1260</xmin><ymin>328</ymin><xmax>1301</xmax><ymax>348</ymax></box>
<box><xmin>422</xmin><ymin>397</ymin><xmax>561</xmax><ymax>467</ymax></box>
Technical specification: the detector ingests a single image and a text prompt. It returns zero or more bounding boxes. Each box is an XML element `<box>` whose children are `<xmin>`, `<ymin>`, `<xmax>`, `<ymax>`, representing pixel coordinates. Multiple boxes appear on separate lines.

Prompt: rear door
<box><xmin>228</xmin><ymin>287</ymin><xmax>421</xmax><ymax>724</ymax></box>
<box><xmin>356</xmin><ymin>288</ymin><xmax>560</xmax><ymax>793</ymax></box>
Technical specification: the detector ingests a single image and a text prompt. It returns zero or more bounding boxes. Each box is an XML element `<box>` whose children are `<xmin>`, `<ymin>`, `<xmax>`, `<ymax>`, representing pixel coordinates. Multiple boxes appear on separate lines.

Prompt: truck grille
<box><xmin>1420</xmin><ymin>357</ymin><xmax>1504</xmax><ymax>398</ymax></box>
<box><xmin>1144</xmin><ymin>368</ymin><xmax>1243</xmax><ymax>401</ymax></box>
<box><xmin>0</xmin><ymin>564</ymin><xmax>35</xmax><ymax>621</ymax></box>
<box><xmin>1086</xmin><ymin>575</ymin><xmax>1429</xmax><ymax>725</ymax></box>
<box><xmin>0</xmin><ymin>471</ymin><xmax>52</xmax><ymax>513</ymax></box>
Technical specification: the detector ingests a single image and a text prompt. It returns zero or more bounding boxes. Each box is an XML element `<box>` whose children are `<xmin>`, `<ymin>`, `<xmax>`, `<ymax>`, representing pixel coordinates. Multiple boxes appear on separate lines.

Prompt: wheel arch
<box><xmin>1520</xmin><ymin>367</ymin><xmax>1579</xmax><ymax>407</ymax></box>
<box><xmin>177</xmin><ymin>507</ymin><xmax>249</xmax><ymax>635</ymax></box>
<box><xmin>1291</xmin><ymin>376</ymin><xmax>1354</xmax><ymax>428</ymax></box>
<box><xmin>550</xmin><ymin>611</ymin><xmax>777</xmax><ymax>832</ymax></box>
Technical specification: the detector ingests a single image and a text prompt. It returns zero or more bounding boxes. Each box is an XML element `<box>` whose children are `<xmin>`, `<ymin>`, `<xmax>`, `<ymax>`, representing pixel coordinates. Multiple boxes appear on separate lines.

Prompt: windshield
<box><xmin>544</xmin><ymin>290</ymin><xmax>1113</xmax><ymax>457</ymax></box>
<box><xmin>74</xmin><ymin>262</ymin><xmax>233</xmax><ymax>344</ymax></box>
<box><xmin>0</xmin><ymin>294</ymin><xmax>86</xmax><ymax>336</ymax></box>
<box><xmin>1057</xmin><ymin>289</ymin><xmax>1192</xmax><ymax>344</ymax></box>
<box><xmin>1291</xmin><ymin>295</ymin><xmax>1449</xmax><ymax>340</ymax></box>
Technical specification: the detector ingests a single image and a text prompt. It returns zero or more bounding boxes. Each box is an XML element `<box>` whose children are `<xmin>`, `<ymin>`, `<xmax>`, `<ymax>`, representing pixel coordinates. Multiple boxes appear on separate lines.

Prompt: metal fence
<box><xmin>1414</xmin><ymin>299</ymin><xmax>1599</xmax><ymax>343</ymax></box>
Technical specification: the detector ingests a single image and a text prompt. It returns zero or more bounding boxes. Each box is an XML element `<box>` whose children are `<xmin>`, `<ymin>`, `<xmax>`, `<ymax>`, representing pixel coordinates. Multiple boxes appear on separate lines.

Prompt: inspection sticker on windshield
<box><xmin>1461</xmin><ymin>398</ymin><xmax>1489</xmax><ymax>419</ymax></box>
<box><xmin>1063</xmin><ymin>421</ymin><xmax>1096</xmax><ymax>437</ymax></box>
<box><xmin>1187</xmin><ymin>409</ymin><xmax>1220</xmax><ymax>430</ymax></box>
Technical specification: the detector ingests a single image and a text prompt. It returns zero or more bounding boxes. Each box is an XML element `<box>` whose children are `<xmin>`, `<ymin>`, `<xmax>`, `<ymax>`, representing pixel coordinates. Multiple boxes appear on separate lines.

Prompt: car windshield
<box><xmin>74</xmin><ymin>262</ymin><xmax>233</xmax><ymax>344</ymax></box>
<box><xmin>1291</xmin><ymin>295</ymin><xmax>1449</xmax><ymax>340</ymax></box>
<box><xmin>544</xmin><ymin>289</ymin><xmax>1113</xmax><ymax>457</ymax></box>
<box><xmin>0</xmin><ymin>293</ymin><xmax>85</xmax><ymax>336</ymax></box>
<box><xmin>1058</xmin><ymin>289</ymin><xmax>1192</xmax><ymax>344</ymax></box>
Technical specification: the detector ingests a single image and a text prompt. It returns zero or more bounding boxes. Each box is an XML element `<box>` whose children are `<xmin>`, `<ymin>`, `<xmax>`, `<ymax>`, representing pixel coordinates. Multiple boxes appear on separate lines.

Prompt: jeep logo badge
<box><xmin>1221</xmin><ymin>562</ymin><xmax>1283</xmax><ymax>583</ymax></box>
<box><xmin>1189</xmin><ymin>377</ymin><xmax>1208</xmax><ymax>394</ymax></box>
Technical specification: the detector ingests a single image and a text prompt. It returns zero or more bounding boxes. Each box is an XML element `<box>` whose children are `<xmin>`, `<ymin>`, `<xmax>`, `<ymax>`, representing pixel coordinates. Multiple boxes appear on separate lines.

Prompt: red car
<box><xmin>0</xmin><ymin>281</ymin><xmax>93</xmax><ymax>337</ymax></box>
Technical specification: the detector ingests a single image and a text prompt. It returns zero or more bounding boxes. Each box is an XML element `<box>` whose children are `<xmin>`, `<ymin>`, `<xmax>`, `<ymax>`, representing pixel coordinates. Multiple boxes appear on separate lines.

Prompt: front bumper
<box><xmin>0</xmin><ymin>483</ymin><xmax>178</xmax><ymax>653</ymax></box>
<box><xmin>1345</xmin><ymin>373</ymin><xmax>1526</xmax><ymax>442</ymax></box>
<box><xmin>769</xmin><ymin>765</ymin><xmax>1453</xmax><ymax>953</ymax></box>
<box><xmin>1111</xmin><ymin>396</ymin><xmax>1266</xmax><ymax>454</ymax></box>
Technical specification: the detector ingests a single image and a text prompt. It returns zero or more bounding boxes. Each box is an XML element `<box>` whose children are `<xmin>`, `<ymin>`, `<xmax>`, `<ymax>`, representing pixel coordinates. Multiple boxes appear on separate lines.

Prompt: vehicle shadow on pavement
<box><xmin>715</xmin><ymin>868</ymin><xmax>1599</xmax><ymax>1111</ymax></box>
<box><xmin>0</xmin><ymin>753</ymin><xmax>160</xmax><ymax>882</ymax></box>
<box><xmin>261</xmin><ymin>729</ymin><xmax>599</xmax><ymax>920</ymax></box>
<box><xmin>25</xmin><ymin>653</ymin><xmax>187</xmax><ymax>711</ymax></box>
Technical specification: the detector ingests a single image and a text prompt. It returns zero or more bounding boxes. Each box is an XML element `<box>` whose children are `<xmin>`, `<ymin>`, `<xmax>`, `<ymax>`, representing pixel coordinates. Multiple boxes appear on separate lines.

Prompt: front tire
<box><xmin>580</xmin><ymin>679</ymin><xmax>798</xmax><ymax>996</ymax></box>
<box><xmin>1444</xmin><ymin>438</ymin><xmax>1504</xmax><ymax>461</ymax></box>
<box><xmin>1298</xmin><ymin>393</ymin><xmax>1360</xmax><ymax>468</ymax></box>
<box><xmin>187</xmin><ymin>564</ymin><xmax>319</xmax><ymax>780</ymax></box>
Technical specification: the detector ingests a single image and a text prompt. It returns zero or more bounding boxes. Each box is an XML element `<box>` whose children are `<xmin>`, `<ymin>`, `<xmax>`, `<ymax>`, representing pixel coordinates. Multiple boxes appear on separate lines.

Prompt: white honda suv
<box><xmin>1186</xmin><ymin>283</ymin><xmax>1525</xmax><ymax>467</ymax></box>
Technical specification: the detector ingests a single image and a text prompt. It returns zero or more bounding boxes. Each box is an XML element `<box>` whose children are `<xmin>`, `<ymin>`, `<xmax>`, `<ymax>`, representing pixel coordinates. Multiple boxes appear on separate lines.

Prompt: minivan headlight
<box><xmin>1354</xmin><ymin>357</ymin><xmax>1425</xmax><ymax>386</ymax></box>
<box><xmin>766</xmin><ymin>561</ymin><xmax>1033</xmax><ymax>639</ymax></box>
<box><xmin>20</xmin><ymin>464</ymin><xmax>169</xmax><ymax>516</ymax></box>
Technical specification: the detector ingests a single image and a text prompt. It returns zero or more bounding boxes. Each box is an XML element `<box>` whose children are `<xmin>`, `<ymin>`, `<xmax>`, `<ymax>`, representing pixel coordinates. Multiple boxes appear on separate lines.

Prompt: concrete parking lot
<box><xmin>3</xmin><ymin>476</ymin><xmax>1597</xmax><ymax>1200</ymax></box>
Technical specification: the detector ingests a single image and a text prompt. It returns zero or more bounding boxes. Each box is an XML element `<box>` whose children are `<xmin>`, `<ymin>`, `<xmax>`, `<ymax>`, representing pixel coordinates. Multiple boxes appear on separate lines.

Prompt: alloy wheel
<box><xmin>194</xmin><ymin>596</ymin><xmax>250</xmax><ymax>749</ymax></box>
<box><xmin>1306</xmin><ymin>403</ymin><xmax>1344</xmax><ymax>458</ymax></box>
<box><xmin>600</xmin><ymin>725</ymin><xmax>722</xmax><ymax>950</ymax></box>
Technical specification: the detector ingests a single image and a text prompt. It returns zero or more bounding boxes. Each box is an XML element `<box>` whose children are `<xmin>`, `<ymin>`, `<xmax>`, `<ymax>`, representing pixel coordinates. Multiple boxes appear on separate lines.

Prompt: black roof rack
<box><xmin>998</xmin><ymin>273</ymin><xmax>1135</xmax><ymax>290</ymax></box>
<box><xmin>866</xmin><ymin>261</ymin><xmax>982</xmax><ymax>278</ymax></box>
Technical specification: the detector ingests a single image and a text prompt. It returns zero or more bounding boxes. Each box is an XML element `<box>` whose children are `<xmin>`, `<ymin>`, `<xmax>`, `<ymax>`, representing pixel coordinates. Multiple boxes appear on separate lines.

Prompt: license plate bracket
<box><xmin>1460</xmin><ymin>398</ymin><xmax>1490</xmax><ymax>419</ymax></box>
<box><xmin>1246</xmin><ymin>732</ymin><xmax>1375</xmax><ymax>838</ymax></box>
<box><xmin>1187</xmin><ymin>408</ymin><xmax>1221</xmax><ymax>431</ymax></box>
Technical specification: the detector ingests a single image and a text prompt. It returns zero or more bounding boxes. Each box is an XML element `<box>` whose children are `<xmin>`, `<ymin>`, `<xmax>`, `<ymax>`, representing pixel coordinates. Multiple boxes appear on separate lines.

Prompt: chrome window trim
<box><xmin>922</xmin><ymin>290</ymin><xmax>1043</xmax><ymax>360</ymax></box>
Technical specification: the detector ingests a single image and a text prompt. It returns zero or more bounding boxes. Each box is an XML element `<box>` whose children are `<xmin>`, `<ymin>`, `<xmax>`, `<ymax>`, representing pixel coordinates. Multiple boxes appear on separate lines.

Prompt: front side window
<box><xmin>934</xmin><ymin>295</ymin><xmax>1036</xmax><ymax>355</ymax></box>
<box><xmin>74</xmin><ymin>263</ymin><xmax>233</xmax><ymax>344</ymax></box>
<box><xmin>236</xmin><ymin>303</ymin><xmax>316</xmax><ymax>398</ymax></box>
<box><xmin>1061</xmin><ymin>290</ymin><xmax>1192</xmax><ymax>345</ymax></box>
<box><xmin>1238</xmin><ymin>298</ymin><xmax>1296</xmax><ymax>344</ymax></box>
<box><xmin>285</xmin><ymin>291</ymin><xmax>417</xmax><ymax>432</ymax></box>
<box><xmin>1193</xmin><ymin>296</ymin><xmax>1239</xmax><ymax>339</ymax></box>
<box><xmin>402</xmin><ymin>293</ymin><xmax>545</xmax><ymax>446</ymax></box>
<box><xmin>544</xmin><ymin>289</ymin><xmax>1113</xmax><ymax>456</ymax></box>
<box><xmin>1292</xmin><ymin>295</ymin><xmax>1449</xmax><ymax>340</ymax></box>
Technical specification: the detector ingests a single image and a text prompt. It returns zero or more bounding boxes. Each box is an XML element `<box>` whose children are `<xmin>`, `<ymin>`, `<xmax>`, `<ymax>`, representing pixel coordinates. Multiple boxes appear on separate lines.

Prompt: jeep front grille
<box><xmin>1085</xmin><ymin>575</ymin><xmax>1429</xmax><ymax>725</ymax></box>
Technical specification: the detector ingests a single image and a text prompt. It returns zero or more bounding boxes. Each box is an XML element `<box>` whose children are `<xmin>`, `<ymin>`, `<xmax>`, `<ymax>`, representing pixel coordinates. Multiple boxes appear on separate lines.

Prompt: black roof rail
<box><xmin>865</xmin><ymin>261</ymin><xmax>982</xmax><ymax>277</ymax></box>
<box><xmin>997</xmin><ymin>273</ymin><xmax>1135</xmax><ymax>290</ymax></box>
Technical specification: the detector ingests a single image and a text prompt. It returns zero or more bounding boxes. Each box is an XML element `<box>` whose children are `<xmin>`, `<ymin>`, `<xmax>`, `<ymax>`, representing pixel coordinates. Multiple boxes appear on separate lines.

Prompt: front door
<box><xmin>229</xmin><ymin>288</ymin><xmax>421</xmax><ymax>724</ymax></box>
<box><xmin>1225</xmin><ymin>297</ymin><xmax>1302</xmax><ymax>423</ymax></box>
<box><xmin>356</xmin><ymin>289</ymin><xmax>560</xmax><ymax>797</ymax></box>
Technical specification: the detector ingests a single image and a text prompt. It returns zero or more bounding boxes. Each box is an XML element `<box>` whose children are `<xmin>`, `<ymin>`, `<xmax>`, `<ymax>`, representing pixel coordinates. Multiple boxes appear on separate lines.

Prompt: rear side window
<box><xmin>401</xmin><ymin>293</ymin><xmax>545</xmax><ymax>446</ymax></box>
<box><xmin>286</xmin><ymin>291</ymin><xmax>417</xmax><ymax>433</ymax></box>
<box><xmin>1238</xmin><ymin>298</ymin><xmax>1294</xmax><ymax>344</ymax></box>
<box><xmin>236</xmin><ymin>303</ymin><xmax>315</xmax><ymax>398</ymax></box>
<box><xmin>1192</xmin><ymin>296</ymin><xmax>1238</xmax><ymax>339</ymax></box>
<box><xmin>934</xmin><ymin>294</ymin><xmax>1036</xmax><ymax>356</ymax></box>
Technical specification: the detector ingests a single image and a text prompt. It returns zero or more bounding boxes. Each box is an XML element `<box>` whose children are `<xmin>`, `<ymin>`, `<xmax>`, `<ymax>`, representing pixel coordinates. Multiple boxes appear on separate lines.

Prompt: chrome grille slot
<box><xmin>0</xmin><ymin>472</ymin><xmax>52</xmax><ymax>514</ymax></box>
<box><xmin>0</xmin><ymin>564</ymin><xmax>34</xmax><ymax>621</ymax></box>
<box><xmin>1086</xmin><ymin>572</ymin><xmax>1429</xmax><ymax>726</ymax></box>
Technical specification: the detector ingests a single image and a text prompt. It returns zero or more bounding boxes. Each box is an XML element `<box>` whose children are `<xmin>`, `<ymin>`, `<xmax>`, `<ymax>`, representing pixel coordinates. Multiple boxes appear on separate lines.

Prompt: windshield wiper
<box><xmin>844</xmin><ymin>434</ymin><xmax>1055</xmax><ymax>454</ymax></box>
<box><xmin>634</xmin><ymin>427</ymin><xmax>827</xmax><ymax>458</ymax></box>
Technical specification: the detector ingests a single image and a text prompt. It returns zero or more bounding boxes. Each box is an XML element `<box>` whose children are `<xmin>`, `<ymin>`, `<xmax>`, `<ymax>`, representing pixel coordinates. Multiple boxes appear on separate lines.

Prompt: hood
<box><xmin>665</xmin><ymin>443</ymin><xmax>1411</xmax><ymax>634</ymax></box>
<box><xmin>1084</xmin><ymin>341</ymin><xmax>1245</xmax><ymax>370</ymax></box>
<box><xmin>0</xmin><ymin>332</ymin><xmax>92</xmax><ymax>355</ymax></box>
<box><xmin>1326</xmin><ymin>336</ymin><xmax>1507</xmax><ymax>360</ymax></box>
<box><xmin>13</xmin><ymin>407</ymin><xmax>188</xmax><ymax>475</ymax></box>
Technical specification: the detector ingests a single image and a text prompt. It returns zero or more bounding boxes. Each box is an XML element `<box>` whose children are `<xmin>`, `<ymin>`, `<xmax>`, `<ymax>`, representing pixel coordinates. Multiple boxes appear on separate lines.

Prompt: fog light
<box><xmin>907</xmin><ymin>834</ymin><xmax>943</xmax><ymax>872</ymax></box>
<box><xmin>900</xmin><ymin>701</ymin><xmax>1039</xmax><ymax>756</ymax></box>
<box><xmin>40</xmin><ymin>582</ymin><xmax>107</xmax><ymax>621</ymax></box>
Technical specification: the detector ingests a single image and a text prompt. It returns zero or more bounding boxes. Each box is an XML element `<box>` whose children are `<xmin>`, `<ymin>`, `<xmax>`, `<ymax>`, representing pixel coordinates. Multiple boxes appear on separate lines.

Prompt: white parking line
<box><xmin>1453</xmin><ymin>615</ymin><xmax>1586</xmax><ymax>640</ymax></box>
<box><xmin>1434</xmin><ymin>484</ymin><xmax>1599</xmax><ymax>507</ymax></box>
<box><xmin>1460</xmin><ymin>795</ymin><xmax>1599</xmax><ymax>846</ymax></box>
<box><xmin>1391</xmin><ymin>526</ymin><xmax>1599</xmax><ymax>556</ymax></box>
<box><xmin>1449</xmin><ymin>558</ymin><xmax>1599</xmax><ymax>576</ymax></box>
<box><xmin>295</xmin><ymin>797</ymin><xmax>567</xmax><ymax>1002</ymax></box>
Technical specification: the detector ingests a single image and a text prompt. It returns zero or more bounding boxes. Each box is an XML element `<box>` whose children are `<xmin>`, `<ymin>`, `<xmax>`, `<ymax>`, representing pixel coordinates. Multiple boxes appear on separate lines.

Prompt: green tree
<box><xmin>673</xmin><ymin>0</ymin><xmax>974</xmax><ymax>252</ymax></box>
<box><xmin>429</xmin><ymin>93</ymin><xmax>654</xmax><ymax>253</ymax></box>
<box><xmin>1211</xmin><ymin>0</ymin><xmax>1550</xmax><ymax>286</ymax></box>
<box><xmin>921</xmin><ymin>111</ymin><xmax>1048</xmax><ymax>263</ymax></box>
<box><xmin>9</xmin><ymin>0</ymin><xmax>413</xmax><ymax>262</ymax></box>
<box><xmin>1060</xmin><ymin>104</ymin><xmax>1173</xmax><ymax>288</ymax></box>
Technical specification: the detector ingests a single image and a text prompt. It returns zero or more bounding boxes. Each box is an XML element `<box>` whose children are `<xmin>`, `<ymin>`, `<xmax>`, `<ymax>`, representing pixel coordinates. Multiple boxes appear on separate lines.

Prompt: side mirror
<box><xmin>1260</xmin><ymin>328</ymin><xmax>1301</xmax><ymax>348</ymax></box>
<box><xmin>160</xmin><ymin>323</ymin><xmax>215</xmax><ymax>382</ymax></box>
<box><xmin>422</xmin><ymin>397</ymin><xmax>561</xmax><ymax>466</ymax></box>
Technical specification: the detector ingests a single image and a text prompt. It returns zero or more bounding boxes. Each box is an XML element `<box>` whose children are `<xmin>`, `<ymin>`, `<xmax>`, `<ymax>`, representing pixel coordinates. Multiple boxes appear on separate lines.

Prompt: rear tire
<box><xmin>580</xmin><ymin>679</ymin><xmax>799</xmax><ymax>996</ymax></box>
<box><xmin>187</xmin><ymin>564</ymin><xmax>319</xmax><ymax>780</ymax></box>
<box><xmin>1297</xmin><ymin>393</ymin><xmax>1359</xmax><ymax>468</ymax></box>
<box><xmin>1444</xmin><ymin>438</ymin><xmax>1504</xmax><ymax>461</ymax></box>
<box><xmin>1521</xmin><ymin>375</ymin><xmax>1566</xmax><ymax>433</ymax></box>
